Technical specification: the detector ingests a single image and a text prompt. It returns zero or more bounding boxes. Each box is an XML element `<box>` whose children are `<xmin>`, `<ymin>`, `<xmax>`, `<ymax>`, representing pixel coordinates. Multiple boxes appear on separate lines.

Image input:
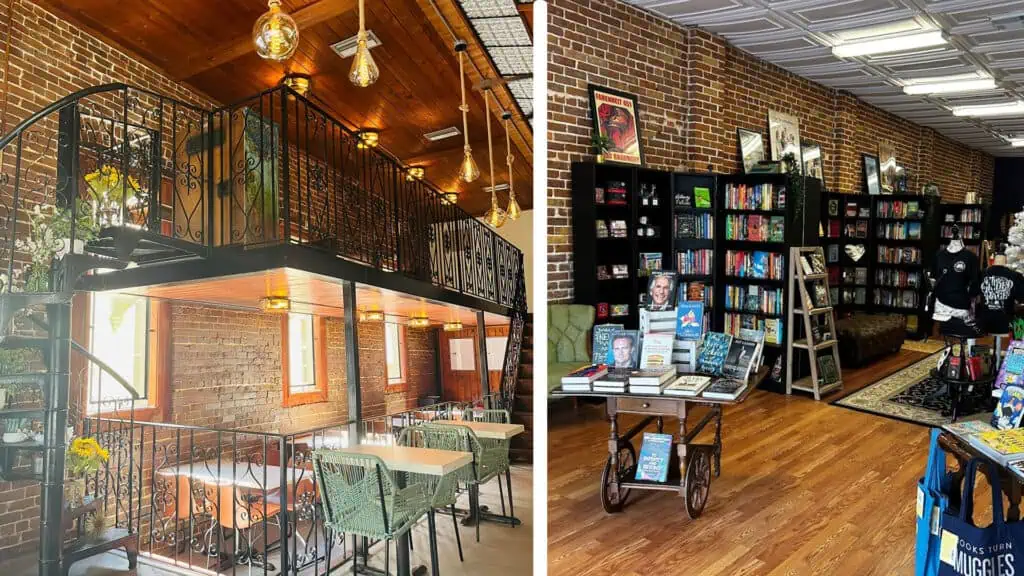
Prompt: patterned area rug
<box><xmin>901</xmin><ymin>339</ymin><xmax>946</xmax><ymax>354</ymax></box>
<box><xmin>832</xmin><ymin>352</ymin><xmax>990</xmax><ymax>426</ymax></box>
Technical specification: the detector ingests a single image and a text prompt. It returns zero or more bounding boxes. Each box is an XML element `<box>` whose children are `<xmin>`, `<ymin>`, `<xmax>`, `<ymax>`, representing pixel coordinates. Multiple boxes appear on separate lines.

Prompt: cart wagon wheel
<box><xmin>600</xmin><ymin>443</ymin><xmax>636</xmax><ymax>513</ymax></box>
<box><xmin>684</xmin><ymin>448</ymin><xmax>711</xmax><ymax>520</ymax></box>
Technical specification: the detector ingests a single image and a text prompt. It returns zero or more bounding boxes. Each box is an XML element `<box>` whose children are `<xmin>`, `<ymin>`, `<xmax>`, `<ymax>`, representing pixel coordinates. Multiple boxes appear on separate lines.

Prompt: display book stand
<box><xmin>550</xmin><ymin>365</ymin><xmax>764</xmax><ymax>521</ymax></box>
<box><xmin>786</xmin><ymin>246</ymin><xmax>843</xmax><ymax>400</ymax></box>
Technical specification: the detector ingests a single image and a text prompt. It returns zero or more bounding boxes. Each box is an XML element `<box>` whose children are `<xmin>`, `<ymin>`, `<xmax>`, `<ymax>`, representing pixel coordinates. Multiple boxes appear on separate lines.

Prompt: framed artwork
<box><xmin>737</xmin><ymin>128</ymin><xmax>764</xmax><ymax>174</ymax></box>
<box><xmin>588</xmin><ymin>85</ymin><xmax>644</xmax><ymax>166</ymax></box>
<box><xmin>879</xmin><ymin>141</ymin><xmax>897</xmax><ymax>194</ymax></box>
<box><xmin>863</xmin><ymin>154</ymin><xmax>881</xmax><ymax>195</ymax></box>
<box><xmin>768</xmin><ymin>110</ymin><xmax>801</xmax><ymax>164</ymax></box>
<box><xmin>801</xmin><ymin>141</ymin><xmax>823</xmax><ymax>183</ymax></box>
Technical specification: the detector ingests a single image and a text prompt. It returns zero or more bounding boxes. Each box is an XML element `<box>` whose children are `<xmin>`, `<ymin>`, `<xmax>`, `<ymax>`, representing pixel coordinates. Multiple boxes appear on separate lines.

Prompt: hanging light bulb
<box><xmin>502</xmin><ymin>110</ymin><xmax>521</xmax><ymax>222</ymax></box>
<box><xmin>349</xmin><ymin>0</ymin><xmax>379</xmax><ymax>87</ymax></box>
<box><xmin>482</xmin><ymin>88</ymin><xmax>506</xmax><ymax>228</ymax></box>
<box><xmin>455</xmin><ymin>41</ymin><xmax>480</xmax><ymax>183</ymax></box>
<box><xmin>253</xmin><ymin>0</ymin><xmax>300</xmax><ymax>62</ymax></box>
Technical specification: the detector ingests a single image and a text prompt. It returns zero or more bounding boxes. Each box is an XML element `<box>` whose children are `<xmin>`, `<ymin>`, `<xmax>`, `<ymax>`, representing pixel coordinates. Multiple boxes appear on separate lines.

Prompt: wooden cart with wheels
<box><xmin>553</xmin><ymin>374</ymin><xmax>757</xmax><ymax>519</ymax></box>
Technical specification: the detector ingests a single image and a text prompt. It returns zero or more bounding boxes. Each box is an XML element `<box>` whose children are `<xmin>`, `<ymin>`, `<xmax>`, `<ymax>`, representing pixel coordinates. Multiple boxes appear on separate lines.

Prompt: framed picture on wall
<box><xmin>588</xmin><ymin>85</ymin><xmax>644</xmax><ymax>166</ymax></box>
<box><xmin>863</xmin><ymin>154</ymin><xmax>882</xmax><ymax>195</ymax></box>
<box><xmin>737</xmin><ymin>128</ymin><xmax>765</xmax><ymax>174</ymax></box>
<box><xmin>801</xmin><ymin>141</ymin><xmax>823</xmax><ymax>183</ymax></box>
<box><xmin>767</xmin><ymin>110</ymin><xmax>801</xmax><ymax>165</ymax></box>
<box><xmin>879</xmin><ymin>141</ymin><xmax>897</xmax><ymax>194</ymax></box>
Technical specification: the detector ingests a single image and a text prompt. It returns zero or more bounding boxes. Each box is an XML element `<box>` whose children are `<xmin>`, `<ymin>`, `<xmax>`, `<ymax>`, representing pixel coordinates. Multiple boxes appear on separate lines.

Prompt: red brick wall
<box><xmin>547</xmin><ymin>0</ymin><xmax>997</xmax><ymax>302</ymax></box>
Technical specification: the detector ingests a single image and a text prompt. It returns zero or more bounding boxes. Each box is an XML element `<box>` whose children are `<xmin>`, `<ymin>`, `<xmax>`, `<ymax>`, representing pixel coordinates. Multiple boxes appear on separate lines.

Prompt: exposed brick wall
<box><xmin>547</xmin><ymin>0</ymin><xmax>998</xmax><ymax>302</ymax></box>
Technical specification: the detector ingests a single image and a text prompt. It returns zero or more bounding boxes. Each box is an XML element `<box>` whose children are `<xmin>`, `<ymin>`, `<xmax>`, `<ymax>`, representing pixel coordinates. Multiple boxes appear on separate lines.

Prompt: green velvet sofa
<box><xmin>547</xmin><ymin>304</ymin><xmax>595</xmax><ymax>394</ymax></box>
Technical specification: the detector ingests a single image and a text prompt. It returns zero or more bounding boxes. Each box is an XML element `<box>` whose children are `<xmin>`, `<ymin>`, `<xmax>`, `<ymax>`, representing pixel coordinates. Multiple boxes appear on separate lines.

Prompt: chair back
<box><xmin>415</xmin><ymin>422</ymin><xmax>485</xmax><ymax>483</ymax></box>
<box><xmin>312</xmin><ymin>450</ymin><xmax>393</xmax><ymax>536</ymax></box>
<box><xmin>396</xmin><ymin>424</ymin><xmax>466</xmax><ymax>505</ymax></box>
<box><xmin>465</xmin><ymin>408</ymin><xmax>511</xmax><ymax>424</ymax></box>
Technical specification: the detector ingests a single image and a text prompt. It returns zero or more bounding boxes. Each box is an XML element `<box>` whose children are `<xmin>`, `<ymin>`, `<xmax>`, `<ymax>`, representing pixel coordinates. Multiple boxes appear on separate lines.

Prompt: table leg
<box><xmin>677</xmin><ymin>402</ymin><xmax>688</xmax><ymax>498</ymax></box>
<box><xmin>608</xmin><ymin>413</ymin><xmax>620</xmax><ymax>499</ymax></box>
<box><xmin>1009</xmin><ymin>480</ymin><xmax>1022</xmax><ymax>522</ymax></box>
<box><xmin>713</xmin><ymin>407</ymin><xmax>723</xmax><ymax>478</ymax></box>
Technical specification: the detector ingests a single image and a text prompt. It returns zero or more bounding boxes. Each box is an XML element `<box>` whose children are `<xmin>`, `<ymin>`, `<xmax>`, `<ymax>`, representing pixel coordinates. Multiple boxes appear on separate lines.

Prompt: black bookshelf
<box><xmin>939</xmin><ymin>203</ymin><xmax>987</xmax><ymax>257</ymax></box>
<box><xmin>672</xmin><ymin>172</ymin><xmax>718</xmax><ymax>332</ymax></box>
<box><xmin>570</xmin><ymin>161</ymin><xmax>673</xmax><ymax>328</ymax></box>
<box><xmin>715</xmin><ymin>173</ymin><xmax>820</xmax><ymax>392</ymax></box>
<box><xmin>871</xmin><ymin>194</ymin><xmax>939</xmax><ymax>338</ymax></box>
<box><xmin>821</xmin><ymin>192</ymin><xmax>874</xmax><ymax>314</ymax></box>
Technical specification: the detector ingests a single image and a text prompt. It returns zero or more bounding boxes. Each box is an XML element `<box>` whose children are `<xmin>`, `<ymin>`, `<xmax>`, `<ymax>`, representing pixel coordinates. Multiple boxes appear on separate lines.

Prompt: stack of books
<box><xmin>560</xmin><ymin>364</ymin><xmax>609</xmax><ymax>392</ymax></box>
<box><xmin>663</xmin><ymin>375</ymin><xmax>711</xmax><ymax>397</ymax></box>
<box><xmin>628</xmin><ymin>366</ymin><xmax>677</xmax><ymax>395</ymax></box>
<box><xmin>967</xmin><ymin>428</ymin><xmax>1024</xmax><ymax>466</ymax></box>
<box><xmin>701</xmin><ymin>378</ymin><xmax>747</xmax><ymax>401</ymax></box>
<box><xmin>592</xmin><ymin>370</ymin><xmax>632</xmax><ymax>393</ymax></box>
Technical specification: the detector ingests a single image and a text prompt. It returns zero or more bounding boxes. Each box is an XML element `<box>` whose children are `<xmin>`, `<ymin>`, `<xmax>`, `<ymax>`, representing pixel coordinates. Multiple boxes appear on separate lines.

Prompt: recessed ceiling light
<box><xmin>331</xmin><ymin>30</ymin><xmax>381</xmax><ymax>59</ymax></box>
<box><xmin>903</xmin><ymin>74</ymin><xmax>997</xmax><ymax>95</ymax></box>
<box><xmin>951</xmin><ymin>101</ymin><xmax>1024</xmax><ymax>117</ymax></box>
<box><xmin>832</xmin><ymin>30</ymin><xmax>947</xmax><ymax>58</ymax></box>
<box><xmin>423</xmin><ymin>126</ymin><xmax>461</xmax><ymax>142</ymax></box>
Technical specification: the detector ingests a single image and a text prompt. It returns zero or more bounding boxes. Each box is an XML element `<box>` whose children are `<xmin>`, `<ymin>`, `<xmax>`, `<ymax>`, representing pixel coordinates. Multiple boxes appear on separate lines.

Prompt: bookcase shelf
<box><xmin>938</xmin><ymin>203</ymin><xmax>987</xmax><ymax>258</ymax></box>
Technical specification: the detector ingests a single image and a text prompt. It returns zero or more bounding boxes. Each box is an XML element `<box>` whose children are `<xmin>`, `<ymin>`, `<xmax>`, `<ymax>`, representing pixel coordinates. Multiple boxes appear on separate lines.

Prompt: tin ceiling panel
<box><xmin>622</xmin><ymin>0</ymin><xmax>1024</xmax><ymax>155</ymax></box>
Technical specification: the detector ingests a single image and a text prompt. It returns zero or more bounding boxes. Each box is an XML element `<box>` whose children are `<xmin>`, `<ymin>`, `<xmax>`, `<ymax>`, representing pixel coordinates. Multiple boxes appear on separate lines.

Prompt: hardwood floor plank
<box><xmin>548</xmin><ymin>349</ymin><xmax>934</xmax><ymax>575</ymax></box>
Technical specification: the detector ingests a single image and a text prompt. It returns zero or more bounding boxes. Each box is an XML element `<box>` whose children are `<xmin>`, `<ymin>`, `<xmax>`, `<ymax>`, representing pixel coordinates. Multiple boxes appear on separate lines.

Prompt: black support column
<box><xmin>343</xmin><ymin>281</ymin><xmax>362</xmax><ymax>445</ymax></box>
<box><xmin>39</xmin><ymin>302</ymin><xmax>70</xmax><ymax>576</ymax></box>
<box><xmin>476</xmin><ymin>310</ymin><xmax>489</xmax><ymax>405</ymax></box>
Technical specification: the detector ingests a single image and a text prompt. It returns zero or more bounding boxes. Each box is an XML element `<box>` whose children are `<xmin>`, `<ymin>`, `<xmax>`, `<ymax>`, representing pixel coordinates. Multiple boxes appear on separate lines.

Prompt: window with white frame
<box><xmin>385</xmin><ymin>322</ymin><xmax>405</xmax><ymax>385</ymax></box>
<box><xmin>88</xmin><ymin>293</ymin><xmax>149</xmax><ymax>412</ymax></box>
<box><xmin>287</xmin><ymin>313</ymin><xmax>317</xmax><ymax>393</ymax></box>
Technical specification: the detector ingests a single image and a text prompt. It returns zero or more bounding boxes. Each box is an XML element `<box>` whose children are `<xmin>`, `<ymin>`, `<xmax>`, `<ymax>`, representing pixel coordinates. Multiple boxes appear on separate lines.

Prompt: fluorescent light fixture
<box><xmin>951</xmin><ymin>101</ymin><xmax>1024</xmax><ymax>117</ymax></box>
<box><xmin>423</xmin><ymin>126</ymin><xmax>461</xmax><ymax>142</ymax></box>
<box><xmin>904</xmin><ymin>76</ymin><xmax>997</xmax><ymax>95</ymax></box>
<box><xmin>834</xmin><ymin>19</ymin><xmax>924</xmax><ymax>42</ymax></box>
<box><xmin>832</xmin><ymin>30</ymin><xmax>947</xmax><ymax>58</ymax></box>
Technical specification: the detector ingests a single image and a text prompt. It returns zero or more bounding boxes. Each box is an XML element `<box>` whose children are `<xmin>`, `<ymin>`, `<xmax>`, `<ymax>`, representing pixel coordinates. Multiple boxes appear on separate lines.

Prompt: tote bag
<box><xmin>917</xmin><ymin>429</ymin><xmax>952</xmax><ymax>576</ymax></box>
<box><xmin>938</xmin><ymin>457</ymin><xmax>1024</xmax><ymax>576</ymax></box>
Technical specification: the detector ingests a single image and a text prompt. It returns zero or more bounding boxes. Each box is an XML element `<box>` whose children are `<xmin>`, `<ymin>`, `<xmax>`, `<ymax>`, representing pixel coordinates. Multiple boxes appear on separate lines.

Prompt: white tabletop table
<box><xmin>431</xmin><ymin>419</ymin><xmax>525</xmax><ymax>440</ymax></box>
<box><xmin>341</xmin><ymin>444</ymin><xmax>472</xmax><ymax>475</ymax></box>
<box><xmin>156</xmin><ymin>459</ymin><xmax>311</xmax><ymax>490</ymax></box>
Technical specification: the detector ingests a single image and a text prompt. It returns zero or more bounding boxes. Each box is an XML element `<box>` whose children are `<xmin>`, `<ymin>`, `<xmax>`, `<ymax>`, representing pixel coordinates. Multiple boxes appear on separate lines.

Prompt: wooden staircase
<box><xmin>510</xmin><ymin>318</ymin><xmax>533</xmax><ymax>463</ymax></box>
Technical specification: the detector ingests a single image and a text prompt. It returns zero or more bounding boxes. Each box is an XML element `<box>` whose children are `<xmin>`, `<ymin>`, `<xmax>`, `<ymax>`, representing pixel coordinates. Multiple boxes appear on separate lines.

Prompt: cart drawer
<box><xmin>614</xmin><ymin>397</ymin><xmax>679</xmax><ymax>416</ymax></box>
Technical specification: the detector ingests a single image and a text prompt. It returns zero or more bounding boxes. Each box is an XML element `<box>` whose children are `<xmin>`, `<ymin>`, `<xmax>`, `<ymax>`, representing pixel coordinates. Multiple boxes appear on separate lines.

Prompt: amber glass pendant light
<box><xmin>502</xmin><ymin>110</ymin><xmax>521</xmax><ymax>221</ymax></box>
<box><xmin>482</xmin><ymin>89</ymin><xmax>506</xmax><ymax>228</ymax></box>
<box><xmin>455</xmin><ymin>41</ymin><xmax>480</xmax><ymax>183</ymax></box>
<box><xmin>253</xmin><ymin>0</ymin><xmax>299</xmax><ymax>62</ymax></box>
<box><xmin>349</xmin><ymin>0</ymin><xmax>379</xmax><ymax>87</ymax></box>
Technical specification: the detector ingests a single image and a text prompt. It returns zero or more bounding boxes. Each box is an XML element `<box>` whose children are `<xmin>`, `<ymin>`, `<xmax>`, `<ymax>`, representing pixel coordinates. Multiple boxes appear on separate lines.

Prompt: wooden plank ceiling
<box><xmin>104</xmin><ymin>267</ymin><xmax>510</xmax><ymax>325</ymax></box>
<box><xmin>34</xmin><ymin>0</ymin><xmax>533</xmax><ymax>216</ymax></box>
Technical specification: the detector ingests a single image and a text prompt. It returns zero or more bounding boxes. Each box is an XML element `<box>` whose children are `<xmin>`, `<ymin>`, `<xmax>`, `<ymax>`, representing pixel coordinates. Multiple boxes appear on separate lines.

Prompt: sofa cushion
<box><xmin>548</xmin><ymin>304</ymin><xmax>594</xmax><ymax>364</ymax></box>
<box><xmin>548</xmin><ymin>362</ymin><xmax>584</xmax><ymax>393</ymax></box>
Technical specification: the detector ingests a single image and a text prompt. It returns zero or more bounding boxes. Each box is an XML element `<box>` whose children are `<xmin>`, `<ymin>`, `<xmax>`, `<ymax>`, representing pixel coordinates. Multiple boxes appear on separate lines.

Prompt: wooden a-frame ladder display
<box><xmin>786</xmin><ymin>246</ymin><xmax>843</xmax><ymax>400</ymax></box>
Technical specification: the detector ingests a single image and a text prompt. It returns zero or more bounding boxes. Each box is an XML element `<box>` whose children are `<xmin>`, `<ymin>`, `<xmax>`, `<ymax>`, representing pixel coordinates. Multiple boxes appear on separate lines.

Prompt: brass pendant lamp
<box><xmin>349</xmin><ymin>0</ymin><xmax>380</xmax><ymax>87</ymax></box>
<box><xmin>482</xmin><ymin>88</ymin><xmax>506</xmax><ymax>228</ymax></box>
<box><xmin>455</xmin><ymin>41</ymin><xmax>480</xmax><ymax>183</ymax></box>
<box><xmin>503</xmin><ymin>110</ymin><xmax>521</xmax><ymax>222</ymax></box>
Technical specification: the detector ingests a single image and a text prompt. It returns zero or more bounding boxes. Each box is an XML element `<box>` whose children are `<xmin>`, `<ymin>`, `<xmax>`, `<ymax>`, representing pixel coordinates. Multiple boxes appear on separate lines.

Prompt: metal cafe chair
<box><xmin>397</xmin><ymin>424</ymin><xmax>467</xmax><ymax>562</ymax></box>
<box><xmin>463</xmin><ymin>408</ymin><xmax>515</xmax><ymax>522</ymax></box>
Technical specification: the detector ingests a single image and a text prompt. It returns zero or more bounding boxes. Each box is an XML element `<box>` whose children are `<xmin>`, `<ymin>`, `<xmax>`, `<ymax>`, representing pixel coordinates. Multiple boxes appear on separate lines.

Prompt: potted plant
<box><xmin>592</xmin><ymin>134</ymin><xmax>611</xmax><ymax>164</ymax></box>
<box><xmin>2</xmin><ymin>417</ymin><xmax>28</xmax><ymax>444</ymax></box>
<box><xmin>65</xmin><ymin>436</ymin><xmax>108</xmax><ymax>511</ymax></box>
<box><xmin>14</xmin><ymin>201</ymin><xmax>100</xmax><ymax>292</ymax></box>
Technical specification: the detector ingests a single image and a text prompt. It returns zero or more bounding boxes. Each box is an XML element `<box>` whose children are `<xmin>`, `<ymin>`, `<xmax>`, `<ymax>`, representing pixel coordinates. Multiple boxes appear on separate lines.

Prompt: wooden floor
<box><xmin>548</xmin><ymin>350</ymin><xmax>935</xmax><ymax>576</ymax></box>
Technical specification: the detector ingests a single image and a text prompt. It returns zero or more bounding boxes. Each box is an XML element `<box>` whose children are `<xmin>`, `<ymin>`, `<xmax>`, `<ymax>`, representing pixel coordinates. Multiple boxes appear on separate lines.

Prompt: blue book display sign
<box><xmin>676</xmin><ymin>302</ymin><xmax>704</xmax><ymax>341</ymax></box>
<box><xmin>635</xmin><ymin>432</ymin><xmax>674</xmax><ymax>482</ymax></box>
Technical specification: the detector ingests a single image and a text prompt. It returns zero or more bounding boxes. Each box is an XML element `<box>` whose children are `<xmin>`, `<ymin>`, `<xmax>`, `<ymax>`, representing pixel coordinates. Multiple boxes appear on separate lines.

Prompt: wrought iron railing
<box><xmin>0</xmin><ymin>83</ymin><xmax>526</xmax><ymax>312</ymax></box>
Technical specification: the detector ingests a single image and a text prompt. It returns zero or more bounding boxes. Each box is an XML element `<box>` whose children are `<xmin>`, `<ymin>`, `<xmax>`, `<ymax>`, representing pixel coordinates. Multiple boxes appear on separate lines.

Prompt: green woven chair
<box><xmin>312</xmin><ymin>450</ymin><xmax>433</xmax><ymax>575</ymax></box>
<box><xmin>464</xmin><ymin>408</ymin><xmax>515</xmax><ymax>522</ymax></box>
<box><xmin>420</xmin><ymin>422</ymin><xmax>503</xmax><ymax>543</ymax></box>
<box><xmin>397</xmin><ymin>424</ymin><xmax>468</xmax><ymax>562</ymax></box>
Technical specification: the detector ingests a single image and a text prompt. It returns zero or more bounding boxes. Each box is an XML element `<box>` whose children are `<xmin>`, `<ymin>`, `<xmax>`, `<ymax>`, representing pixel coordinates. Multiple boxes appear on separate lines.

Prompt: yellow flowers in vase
<box><xmin>83</xmin><ymin>165</ymin><xmax>142</xmax><ymax>227</ymax></box>
<box><xmin>65</xmin><ymin>437</ymin><xmax>108</xmax><ymax>512</ymax></box>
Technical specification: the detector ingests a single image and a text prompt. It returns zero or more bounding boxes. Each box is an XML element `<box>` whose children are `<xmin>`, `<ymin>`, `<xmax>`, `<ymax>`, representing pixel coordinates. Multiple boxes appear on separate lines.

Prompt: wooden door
<box><xmin>438</xmin><ymin>325</ymin><xmax>509</xmax><ymax>403</ymax></box>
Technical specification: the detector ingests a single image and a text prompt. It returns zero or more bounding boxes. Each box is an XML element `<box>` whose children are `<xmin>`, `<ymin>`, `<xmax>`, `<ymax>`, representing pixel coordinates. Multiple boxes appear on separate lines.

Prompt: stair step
<box><xmin>517</xmin><ymin>378</ymin><xmax>533</xmax><ymax>394</ymax></box>
<box><xmin>518</xmin><ymin>363</ymin><xmax>533</xmax><ymax>378</ymax></box>
<box><xmin>0</xmin><ymin>408</ymin><xmax>44</xmax><ymax>419</ymax></box>
<box><xmin>0</xmin><ymin>439</ymin><xmax>44</xmax><ymax>451</ymax></box>
<box><xmin>64</xmin><ymin>527</ymin><xmax>137</xmax><ymax>563</ymax></box>
<box><xmin>0</xmin><ymin>336</ymin><xmax>49</xmax><ymax>349</ymax></box>
<box><xmin>520</xmin><ymin>349</ymin><xmax>534</xmax><ymax>363</ymax></box>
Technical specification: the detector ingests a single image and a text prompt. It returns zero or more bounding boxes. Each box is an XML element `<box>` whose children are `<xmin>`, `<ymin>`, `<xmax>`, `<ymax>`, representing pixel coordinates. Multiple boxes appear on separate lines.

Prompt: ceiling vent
<box><xmin>423</xmin><ymin>126</ymin><xmax>461</xmax><ymax>141</ymax></box>
<box><xmin>483</xmin><ymin>183</ymin><xmax>510</xmax><ymax>193</ymax></box>
<box><xmin>992</xmin><ymin>13</ymin><xmax>1024</xmax><ymax>31</ymax></box>
<box><xmin>331</xmin><ymin>31</ymin><xmax>382</xmax><ymax>58</ymax></box>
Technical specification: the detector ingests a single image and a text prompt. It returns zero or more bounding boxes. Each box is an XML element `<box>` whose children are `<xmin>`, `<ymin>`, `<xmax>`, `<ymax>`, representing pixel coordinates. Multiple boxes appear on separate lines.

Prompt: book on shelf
<box><xmin>606</xmin><ymin>181</ymin><xmax>628</xmax><ymax>205</ymax></box>
<box><xmin>664</xmin><ymin>374</ymin><xmax>712</xmax><ymax>397</ymax></box>
<box><xmin>640</xmin><ymin>333</ymin><xmax>676</xmax><ymax>369</ymax></box>
<box><xmin>612</xmin><ymin>264</ymin><xmax>629</xmax><ymax>278</ymax></box>
<box><xmin>724</xmin><ymin>183</ymin><xmax>785</xmax><ymax>211</ymax></box>
<box><xmin>694</xmin><ymin>187</ymin><xmax>712</xmax><ymax>208</ymax></box>
<box><xmin>992</xmin><ymin>385</ymin><xmax>1024</xmax><ymax>430</ymax></box>
<box><xmin>725</xmin><ymin>250</ymin><xmax>785</xmax><ymax>280</ymax></box>
<box><xmin>674</xmin><ymin>190</ymin><xmax>692</xmax><ymax>208</ymax></box>
<box><xmin>594</xmin><ymin>187</ymin><xmax>605</xmax><ymax>204</ymax></box>
<box><xmin>635</xmin><ymin>433</ymin><xmax>674</xmax><ymax>482</ymax></box>
<box><xmin>967</xmin><ymin>428</ymin><xmax>1024</xmax><ymax>466</ymax></box>
<box><xmin>678</xmin><ymin>282</ymin><xmax>713</xmax><ymax>309</ymax></box>
<box><xmin>592</xmin><ymin>324</ymin><xmax>626</xmax><ymax>365</ymax></box>
<box><xmin>677</xmin><ymin>249</ymin><xmax>713</xmax><ymax>276</ymax></box>
<box><xmin>697</xmin><ymin>332</ymin><xmax>733</xmax><ymax>375</ymax></box>
<box><xmin>639</xmin><ymin>252</ymin><xmax>663</xmax><ymax>275</ymax></box>
<box><xmin>800</xmin><ymin>256</ymin><xmax>813</xmax><ymax>275</ymax></box>
<box><xmin>845</xmin><ymin>202</ymin><xmax>858</xmax><ymax>217</ymax></box>
<box><xmin>610</xmin><ymin>303</ymin><xmax>630</xmax><ymax>317</ymax></box>
<box><xmin>596</xmin><ymin>220</ymin><xmax>609</xmax><ymax>238</ymax></box>
<box><xmin>702</xmin><ymin>378</ymin><xmax>747</xmax><ymax>401</ymax></box>
<box><xmin>827</xmin><ymin>244</ymin><xmax>839</xmax><ymax>263</ymax></box>
<box><xmin>724</xmin><ymin>284</ymin><xmax>784</xmax><ymax>315</ymax></box>
<box><xmin>610</xmin><ymin>220</ymin><xmax>628</xmax><ymax>238</ymax></box>
<box><xmin>597</xmin><ymin>265</ymin><xmax>611</xmax><ymax>280</ymax></box>
<box><xmin>592</xmin><ymin>369</ymin><xmax>632</xmax><ymax>392</ymax></box>
<box><xmin>816</xmin><ymin>355</ymin><xmax>839</xmax><ymax>385</ymax></box>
